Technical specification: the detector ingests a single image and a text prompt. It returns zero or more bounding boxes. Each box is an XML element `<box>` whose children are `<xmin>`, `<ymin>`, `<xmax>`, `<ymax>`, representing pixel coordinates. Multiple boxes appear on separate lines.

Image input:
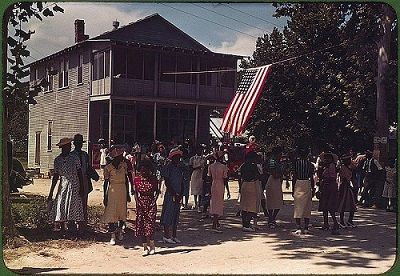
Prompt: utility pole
<box><xmin>375</xmin><ymin>4</ymin><xmax>394</xmax><ymax>167</ymax></box>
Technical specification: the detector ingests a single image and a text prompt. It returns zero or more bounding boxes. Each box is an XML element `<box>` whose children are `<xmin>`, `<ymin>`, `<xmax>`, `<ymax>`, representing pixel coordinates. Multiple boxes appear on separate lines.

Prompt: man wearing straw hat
<box><xmin>48</xmin><ymin>137</ymin><xmax>85</xmax><ymax>236</ymax></box>
<box><xmin>160</xmin><ymin>148</ymin><xmax>184</xmax><ymax>244</ymax></box>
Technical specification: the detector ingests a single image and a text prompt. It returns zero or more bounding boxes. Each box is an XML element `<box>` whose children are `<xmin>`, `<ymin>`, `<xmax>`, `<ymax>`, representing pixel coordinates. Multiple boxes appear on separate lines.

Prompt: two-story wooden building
<box><xmin>28</xmin><ymin>14</ymin><xmax>241</xmax><ymax>172</ymax></box>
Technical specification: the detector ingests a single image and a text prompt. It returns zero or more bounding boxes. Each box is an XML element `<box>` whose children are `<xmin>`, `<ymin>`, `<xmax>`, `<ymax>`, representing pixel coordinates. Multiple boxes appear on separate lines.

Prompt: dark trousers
<box><xmin>108</xmin><ymin>220</ymin><xmax>124</xmax><ymax>233</ymax></box>
<box><xmin>242</xmin><ymin>211</ymin><xmax>256</xmax><ymax>228</ymax></box>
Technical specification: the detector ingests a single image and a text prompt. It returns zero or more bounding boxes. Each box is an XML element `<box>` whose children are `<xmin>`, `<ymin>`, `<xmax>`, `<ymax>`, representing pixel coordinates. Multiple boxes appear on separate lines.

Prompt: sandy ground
<box><xmin>4</xmin><ymin>176</ymin><xmax>397</xmax><ymax>274</ymax></box>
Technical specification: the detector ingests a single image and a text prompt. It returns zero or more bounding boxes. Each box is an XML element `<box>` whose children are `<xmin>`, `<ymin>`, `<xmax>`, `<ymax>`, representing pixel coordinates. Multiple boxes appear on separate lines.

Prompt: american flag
<box><xmin>220</xmin><ymin>64</ymin><xmax>272</xmax><ymax>136</ymax></box>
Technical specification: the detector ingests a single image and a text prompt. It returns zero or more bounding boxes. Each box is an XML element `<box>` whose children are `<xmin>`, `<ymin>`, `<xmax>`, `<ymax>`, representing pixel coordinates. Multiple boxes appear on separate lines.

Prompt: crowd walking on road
<box><xmin>47</xmin><ymin>134</ymin><xmax>397</xmax><ymax>256</ymax></box>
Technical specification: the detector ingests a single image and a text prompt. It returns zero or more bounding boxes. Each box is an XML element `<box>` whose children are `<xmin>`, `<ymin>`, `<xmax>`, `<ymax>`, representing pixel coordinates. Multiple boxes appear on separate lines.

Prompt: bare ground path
<box><xmin>4</xmin><ymin>178</ymin><xmax>397</xmax><ymax>274</ymax></box>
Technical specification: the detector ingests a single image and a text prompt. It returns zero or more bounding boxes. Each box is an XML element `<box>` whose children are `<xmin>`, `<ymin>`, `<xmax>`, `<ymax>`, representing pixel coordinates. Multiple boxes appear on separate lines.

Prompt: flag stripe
<box><xmin>220</xmin><ymin>64</ymin><xmax>272</xmax><ymax>136</ymax></box>
<box><xmin>229</xmin><ymin>69</ymin><xmax>261</xmax><ymax>135</ymax></box>
<box><xmin>233</xmin><ymin>66</ymin><xmax>267</xmax><ymax>135</ymax></box>
<box><xmin>221</xmin><ymin>69</ymin><xmax>258</xmax><ymax>133</ymax></box>
<box><xmin>237</xmin><ymin>65</ymin><xmax>272</xmax><ymax>134</ymax></box>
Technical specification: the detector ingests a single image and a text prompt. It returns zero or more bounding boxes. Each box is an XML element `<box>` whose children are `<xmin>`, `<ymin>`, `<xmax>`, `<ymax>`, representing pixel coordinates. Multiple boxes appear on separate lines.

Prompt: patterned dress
<box><xmin>52</xmin><ymin>153</ymin><xmax>84</xmax><ymax>222</ymax></box>
<box><xmin>134</xmin><ymin>175</ymin><xmax>158</xmax><ymax>237</ymax></box>
<box><xmin>208</xmin><ymin>161</ymin><xmax>228</xmax><ymax>216</ymax></box>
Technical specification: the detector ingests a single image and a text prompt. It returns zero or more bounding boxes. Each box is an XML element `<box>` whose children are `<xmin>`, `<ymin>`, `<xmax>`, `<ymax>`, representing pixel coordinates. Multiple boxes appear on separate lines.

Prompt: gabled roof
<box><xmin>93</xmin><ymin>13</ymin><xmax>211</xmax><ymax>53</ymax></box>
<box><xmin>26</xmin><ymin>13</ymin><xmax>242</xmax><ymax>68</ymax></box>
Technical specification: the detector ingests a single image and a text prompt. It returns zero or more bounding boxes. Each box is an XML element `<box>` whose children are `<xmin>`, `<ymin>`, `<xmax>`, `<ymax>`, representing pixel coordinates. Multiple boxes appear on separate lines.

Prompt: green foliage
<box><xmin>5</xmin><ymin>2</ymin><xmax>64</xmax><ymax>108</ymax></box>
<box><xmin>11</xmin><ymin>195</ymin><xmax>49</xmax><ymax>229</ymax></box>
<box><xmin>246</xmin><ymin>3</ymin><xmax>397</xmax><ymax>153</ymax></box>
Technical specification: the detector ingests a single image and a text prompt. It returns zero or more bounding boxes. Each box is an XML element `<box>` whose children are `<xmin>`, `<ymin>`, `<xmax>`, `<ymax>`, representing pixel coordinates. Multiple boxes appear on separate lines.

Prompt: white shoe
<box><xmin>142</xmin><ymin>249</ymin><xmax>149</xmax><ymax>256</ymax></box>
<box><xmin>243</xmin><ymin>227</ymin><xmax>255</xmax><ymax>232</ymax></box>
<box><xmin>162</xmin><ymin>237</ymin><xmax>176</xmax><ymax>244</ymax></box>
<box><xmin>172</xmin><ymin>237</ymin><xmax>181</xmax><ymax>244</ymax></box>
<box><xmin>149</xmin><ymin>248</ymin><xmax>156</xmax><ymax>255</ymax></box>
<box><xmin>110</xmin><ymin>233</ymin><xmax>116</xmax><ymax>245</ymax></box>
<box><xmin>293</xmin><ymin>229</ymin><xmax>302</xmax><ymax>235</ymax></box>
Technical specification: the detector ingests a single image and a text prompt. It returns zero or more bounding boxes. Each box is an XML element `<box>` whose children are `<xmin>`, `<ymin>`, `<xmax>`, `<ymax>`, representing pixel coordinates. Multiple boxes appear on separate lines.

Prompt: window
<box><xmin>30</xmin><ymin>67</ymin><xmax>38</xmax><ymax>82</ymax></box>
<box><xmin>176</xmin><ymin>56</ymin><xmax>191</xmax><ymax>84</ymax></box>
<box><xmin>45</xmin><ymin>66</ymin><xmax>53</xmax><ymax>91</ymax></box>
<box><xmin>160</xmin><ymin>54</ymin><xmax>175</xmax><ymax>82</ymax></box>
<box><xmin>127</xmin><ymin>51</ymin><xmax>143</xmax><ymax>79</ymax></box>
<box><xmin>35</xmin><ymin>132</ymin><xmax>41</xmax><ymax>165</ymax></box>
<box><xmin>64</xmin><ymin>59</ymin><xmax>69</xmax><ymax>87</ymax></box>
<box><xmin>78</xmin><ymin>54</ymin><xmax>83</xmax><ymax>84</ymax></box>
<box><xmin>200</xmin><ymin>59</ymin><xmax>212</xmax><ymax>86</ymax></box>
<box><xmin>114</xmin><ymin>47</ymin><xmax>127</xmax><ymax>77</ymax></box>
<box><xmin>58</xmin><ymin>58</ymin><xmax>69</xmax><ymax>88</ymax></box>
<box><xmin>47</xmin><ymin>121</ymin><xmax>53</xmax><ymax>151</ymax></box>
<box><xmin>93</xmin><ymin>50</ymin><xmax>111</xmax><ymax>80</ymax></box>
<box><xmin>105</xmin><ymin>50</ymin><xmax>110</xmax><ymax>78</ymax></box>
<box><xmin>221</xmin><ymin>71</ymin><xmax>235</xmax><ymax>88</ymax></box>
<box><xmin>144</xmin><ymin>52</ymin><xmax>155</xmax><ymax>80</ymax></box>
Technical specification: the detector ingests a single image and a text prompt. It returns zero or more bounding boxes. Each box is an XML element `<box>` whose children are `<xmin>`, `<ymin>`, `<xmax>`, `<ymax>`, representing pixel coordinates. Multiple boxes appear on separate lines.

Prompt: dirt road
<box><xmin>4</xmin><ymin>178</ymin><xmax>397</xmax><ymax>274</ymax></box>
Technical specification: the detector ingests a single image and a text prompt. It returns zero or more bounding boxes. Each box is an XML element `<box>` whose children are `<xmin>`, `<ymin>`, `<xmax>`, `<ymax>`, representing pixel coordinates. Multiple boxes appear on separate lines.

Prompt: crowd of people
<box><xmin>47</xmin><ymin>134</ymin><xmax>397</xmax><ymax>257</ymax></box>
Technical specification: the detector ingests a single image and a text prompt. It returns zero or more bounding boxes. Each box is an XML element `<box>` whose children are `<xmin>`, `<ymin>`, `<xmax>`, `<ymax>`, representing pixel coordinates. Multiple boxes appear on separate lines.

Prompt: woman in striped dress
<box><xmin>291</xmin><ymin>148</ymin><xmax>315</xmax><ymax>234</ymax></box>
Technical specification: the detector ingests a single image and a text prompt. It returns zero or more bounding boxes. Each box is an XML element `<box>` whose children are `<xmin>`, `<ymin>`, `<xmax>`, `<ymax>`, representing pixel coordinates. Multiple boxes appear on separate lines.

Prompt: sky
<box><xmin>21</xmin><ymin>2</ymin><xmax>288</xmax><ymax>63</ymax></box>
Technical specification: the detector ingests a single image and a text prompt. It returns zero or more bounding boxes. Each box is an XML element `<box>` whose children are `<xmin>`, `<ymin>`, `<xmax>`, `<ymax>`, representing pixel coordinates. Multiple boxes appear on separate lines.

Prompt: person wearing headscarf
<box><xmin>48</xmin><ymin>138</ymin><xmax>85</xmax><ymax>236</ymax></box>
<box><xmin>208</xmin><ymin>151</ymin><xmax>229</xmax><ymax>233</ymax></box>
<box><xmin>102</xmin><ymin>146</ymin><xmax>131</xmax><ymax>245</ymax></box>
<box><xmin>160</xmin><ymin>148</ymin><xmax>184</xmax><ymax>244</ymax></box>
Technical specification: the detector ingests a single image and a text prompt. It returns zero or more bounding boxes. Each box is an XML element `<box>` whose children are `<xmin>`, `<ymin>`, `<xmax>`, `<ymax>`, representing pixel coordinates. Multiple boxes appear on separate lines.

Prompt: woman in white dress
<box><xmin>189</xmin><ymin>147</ymin><xmax>205</xmax><ymax>212</ymax></box>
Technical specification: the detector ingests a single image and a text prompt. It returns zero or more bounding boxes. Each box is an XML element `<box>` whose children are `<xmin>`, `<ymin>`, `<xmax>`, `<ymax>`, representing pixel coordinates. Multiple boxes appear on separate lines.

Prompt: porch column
<box><xmin>153</xmin><ymin>102</ymin><xmax>157</xmax><ymax>141</ymax></box>
<box><xmin>108</xmin><ymin>98</ymin><xmax>112</xmax><ymax>146</ymax></box>
<box><xmin>195</xmin><ymin>104</ymin><xmax>199</xmax><ymax>144</ymax></box>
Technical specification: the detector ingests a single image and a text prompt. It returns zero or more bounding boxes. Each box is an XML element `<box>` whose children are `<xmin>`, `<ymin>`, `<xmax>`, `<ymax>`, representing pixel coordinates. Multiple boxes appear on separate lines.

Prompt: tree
<box><xmin>245</xmin><ymin>3</ymin><xmax>397</xmax><ymax>154</ymax></box>
<box><xmin>2</xmin><ymin>2</ymin><xmax>64</xmax><ymax>244</ymax></box>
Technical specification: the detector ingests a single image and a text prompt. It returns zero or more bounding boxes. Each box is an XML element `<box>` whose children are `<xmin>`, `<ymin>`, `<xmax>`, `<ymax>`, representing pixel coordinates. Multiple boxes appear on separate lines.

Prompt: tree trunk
<box><xmin>375</xmin><ymin>4</ymin><xmax>394</xmax><ymax>167</ymax></box>
<box><xmin>2</xmin><ymin>6</ymin><xmax>17</xmax><ymax>245</ymax></box>
<box><xmin>2</xmin><ymin>110</ymin><xmax>17</xmax><ymax>244</ymax></box>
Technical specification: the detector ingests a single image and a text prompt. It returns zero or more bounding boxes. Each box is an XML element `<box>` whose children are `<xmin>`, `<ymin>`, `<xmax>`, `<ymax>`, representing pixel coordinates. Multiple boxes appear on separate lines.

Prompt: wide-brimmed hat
<box><xmin>109</xmin><ymin>146</ymin><xmax>124</xmax><ymax>158</ymax></box>
<box><xmin>73</xmin><ymin>133</ymin><xmax>86</xmax><ymax>143</ymax></box>
<box><xmin>168</xmin><ymin>148</ymin><xmax>183</xmax><ymax>159</ymax></box>
<box><xmin>56</xmin><ymin>137</ymin><xmax>73</xmax><ymax>147</ymax></box>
